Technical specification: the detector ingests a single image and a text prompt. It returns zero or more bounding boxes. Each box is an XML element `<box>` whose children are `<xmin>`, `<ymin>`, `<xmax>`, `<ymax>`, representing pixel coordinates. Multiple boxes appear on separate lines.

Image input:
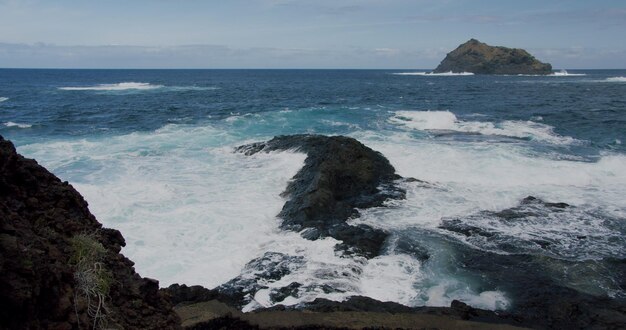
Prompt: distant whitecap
<box><xmin>59</xmin><ymin>82</ymin><xmax>164</xmax><ymax>91</ymax></box>
<box><xmin>392</xmin><ymin>71</ymin><xmax>474</xmax><ymax>76</ymax></box>
<box><xmin>3</xmin><ymin>121</ymin><xmax>32</xmax><ymax>128</ymax></box>
<box><xmin>0</xmin><ymin>97</ymin><xmax>8</xmax><ymax>102</ymax></box>
<box><xmin>549</xmin><ymin>70</ymin><xmax>586</xmax><ymax>77</ymax></box>
<box><xmin>606</xmin><ymin>76</ymin><xmax>626</xmax><ymax>82</ymax></box>
<box><xmin>59</xmin><ymin>82</ymin><xmax>220</xmax><ymax>92</ymax></box>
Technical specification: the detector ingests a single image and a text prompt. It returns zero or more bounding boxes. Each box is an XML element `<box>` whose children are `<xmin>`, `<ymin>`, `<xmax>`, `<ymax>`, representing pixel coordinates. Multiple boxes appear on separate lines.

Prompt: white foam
<box><xmin>0</xmin><ymin>97</ymin><xmax>8</xmax><ymax>102</ymax></box>
<box><xmin>351</xmin><ymin>131</ymin><xmax>626</xmax><ymax>260</ymax></box>
<box><xmin>389</xmin><ymin>110</ymin><xmax>576</xmax><ymax>145</ymax></box>
<box><xmin>16</xmin><ymin>122</ymin><xmax>513</xmax><ymax>312</ymax></box>
<box><xmin>550</xmin><ymin>70</ymin><xmax>586</xmax><ymax>77</ymax></box>
<box><xmin>606</xmin><ymin>76</ymin><xmax>626</xmax><ymax>82</ymax></box>
<box><xmin>169</xmin><ymin>86</ymin><xmax>220</xmax><ymax>91</ymax></box>
<box><xmin>359</xmin><ymin>254</ymin><xmax>423</xmax><ymax>306</ymax></box>
<box><xmin>393</xmin><ymin>71</ymin><xmax>474</xmax><ymax>76</ymax></box>
<box><xmin>18</xmin><ymin>125</ymin><xmax>306</xmax><ymax>288</ymax></box>
<box><xmin>422</xmin><ymin>282</ymin><xmax>509</xmax><ymax>310</ymax></box>
<box><xmin>3</xmin><ymin>121</ymin><xmax>32</xmax><ymax>128</ymax></box>
<box><xmin>16</xmin><ymin>116</ymin><xmax>626</xmax><ymax>312</ymax></box>
<box><xmin>59</xmin><ymin>82</ymin><xmax>164</xmax><ymax>91</ymax></box>
<box><xmin>59</xmin><ymin>82</ymin><xmax>220</xmax><ymax>91</ymax></box>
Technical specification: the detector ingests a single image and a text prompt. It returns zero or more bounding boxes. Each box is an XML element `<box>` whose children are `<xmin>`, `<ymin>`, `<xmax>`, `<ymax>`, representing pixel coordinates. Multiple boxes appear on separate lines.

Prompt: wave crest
<box><xmin>392</xmin><ymin>71</ymin><xmax>474</xmax><ymax>76</ymax></box>
<box><xmin>606</xmin><ymin>77</ymin><xmax>626</xmax><ymax>82</ymax></box>
<box><xmin>59</xmin><ymin>82</ymin><xmax>164</xmax><ymax>91</ymax></box>
<box><xmin>0</xmin><ymin>97</ymin><xmax>8</xmax><ymax>102</ymax></box>
<box><xmin>550</xmin><ymin>70</ymin><xmax>586</xmax><ymax>77</ymax></box>
<box><xmin>59</xmin><ymin>82</ymin><xmax>220</xmax><ymax>92</ymax></box>
<box><xmin>389</xmin><ymin>110</ymin><xmax>576</xmax><ymax>145</ymax></box>
<box><xmin>3</xmin><ymin>121</ymin><xmax>32</xmax><ymax>128</ymax></box>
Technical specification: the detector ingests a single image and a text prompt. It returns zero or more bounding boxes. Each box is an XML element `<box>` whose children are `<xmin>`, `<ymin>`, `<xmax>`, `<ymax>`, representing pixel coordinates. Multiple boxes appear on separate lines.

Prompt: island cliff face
<box><xmin>434</xmin><ymin>39</ymin><xmax>552</xmax><ymax>75</ymax></box>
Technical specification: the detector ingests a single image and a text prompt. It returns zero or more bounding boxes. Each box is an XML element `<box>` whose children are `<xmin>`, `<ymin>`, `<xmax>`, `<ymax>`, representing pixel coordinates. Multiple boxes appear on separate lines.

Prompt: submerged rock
<box><xmin>450</xmin><ymin>247</ymin><xmax>626</xmax><ymax>330</ymax></box>
<box><xmin>439</xmin><ymin>195</ymin><xmax>625</xmax><ymax>259</ymax></box>
<box><xmin>434</xmin><ymin>39</ymin><xmax>552</xmax><ymax>75</ymax></box>
<box><xmin>215</xmin><ymin>252</ymin><xmax>305</xmax><ymax>307</ymax></box>
<box><xmin>0</xmin><ymin>136</ymin><xmax>181</xmax><ymax>329</ymax></box>
<box><xmin>437</xmin><ymin>195</ymin><xmax>626</xmax><ymax>329</ymax></box>
<box><xmin>237</xmin><ymin>134</ymin><xmax>405</xmax><ymax>258</ymax></box>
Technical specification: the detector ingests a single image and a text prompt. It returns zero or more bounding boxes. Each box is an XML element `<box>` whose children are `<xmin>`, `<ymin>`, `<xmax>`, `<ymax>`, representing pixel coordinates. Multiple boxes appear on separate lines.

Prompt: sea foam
<box><xmin>3</xmin><ymin>121</ymin><xmax>32</xmax><ymax>128</ymax></box>
<box><xmin>389</xmin><ymin>110</ymin><xmax>576</xmax><ymax>145</ymax></box>
<box><xmin>59</xmin><ymin>82</ymin><xmax>220</xmax><ymax>91</ymax></box>
<box><xmin>18</xmin><ymin>125</ymin><xmax>306</xmax><ymax>288</ymax></box>
<box><xmin>16</xmin><ymin>110</ymin><xmax>626</xmax><ymax>311</ymax></box>
<box><xmin>550</xmin><ymin>70</ymin><xmax>586</xmax><ymax>76</ymax></box>
<box><xmin>0</xmin><ymin>97</ymin><xmax>8</xmax><ymax>102</ymax></box>
<box><xmin>392</xmin><ymin>71</ymin><xmax>474</xmax><ymax>76</ymax></box>
<box><xmin>16</xmin><ymin>121</ymin><xmax>515</xmax><ymax>312</ymax></box>
<box><xmin>353</xmin><ymin>131</ymin><xmax>626</xmax><ymax>259</ymax></box>
<box><xmin>606</xmin><ymin>77</ymin><xmax>626</xmax><ymax>82</ymax></box>
<box><xmin>59</xmin><ymin>82</ymin><xmax>163</xmax><ymax>91</ymax></box>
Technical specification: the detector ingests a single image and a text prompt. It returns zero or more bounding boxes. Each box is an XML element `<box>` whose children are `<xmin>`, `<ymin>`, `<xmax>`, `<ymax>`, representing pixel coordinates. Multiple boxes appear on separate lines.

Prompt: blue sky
<box><xmin>0</xmin><ymin>0</ymin><xmax>624</xmax><ymax>69</ymax></box>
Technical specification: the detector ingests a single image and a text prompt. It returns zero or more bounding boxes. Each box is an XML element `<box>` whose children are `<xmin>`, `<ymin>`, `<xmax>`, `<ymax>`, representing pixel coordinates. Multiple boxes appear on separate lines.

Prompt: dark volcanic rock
<box><xmin>0</xmin><ymin>136</ymin><xmax>181</xmax><ymax>329</ymax></box>
<box><xmin>165</xmin><ymin>284</ymin><xmax>233</xmax><ymax>307</ymax></box>
<box><xmin>452</xmin><ymin>247</ymin><xmax>626</xmax><ymax>329</ymax></box>
<box><xmin>437</xmin><ymin>196</ymin><xmax>626</xmax><ymax>329</ymax></box>
<box><xmin>216</xmin><ymin>252</ymin><xmax>305</xmax><ymax>307</ymax></box>
<box><xmin>237</xmin><ymin>135</ymin><xmax>404</xmax><ymax>258</ymax></box>
<box><xmin>434</xmin><ymin>39</ymin><xmax>552</xmax><ymax>75</ymax></box>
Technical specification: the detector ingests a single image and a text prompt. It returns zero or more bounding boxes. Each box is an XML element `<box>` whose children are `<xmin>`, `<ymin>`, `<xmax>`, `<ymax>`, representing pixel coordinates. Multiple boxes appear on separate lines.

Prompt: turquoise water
<box><xmin>1</xmin><ymin>69</ymin><xmax>625</xmax><ymax>310</ymax></box>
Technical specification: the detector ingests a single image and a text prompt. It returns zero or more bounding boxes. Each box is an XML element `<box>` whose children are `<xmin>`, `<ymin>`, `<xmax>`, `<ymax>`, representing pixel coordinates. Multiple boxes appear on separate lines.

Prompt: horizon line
<box><xmin>1</xmin><ymin>67</ymin><xmax>623</xmax><ymax>71</ymax></box>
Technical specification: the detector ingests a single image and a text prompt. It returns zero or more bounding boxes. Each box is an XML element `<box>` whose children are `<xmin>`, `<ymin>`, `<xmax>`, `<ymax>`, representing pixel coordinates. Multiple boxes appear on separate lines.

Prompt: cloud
<box><xmin>260</xmin><ymin>0</ymin><xmax>362</xmax><ymax>16</ymax></box>
<box><xmin>0</xmin><ymin>42</ymin><xmax>623</xmax><ymax>69</ymax></box>
<box><xmin>0</xmin><ymin>42</ymin><xmax>431</xmax><ymax>68</ymax></box>
<box><xmin>521</xmin><ymin>8</ymin><xmax>626</xmax><ymax>25</ymax></box>
<box><xmin>407</xmin><ymin>14</ymin><xmax>503</xmax><ymax>24</ymax></box>
<box><xmin>406</xmin><ymin>7</ymin><xmax>626</xmax><ymax>27</ymax></box>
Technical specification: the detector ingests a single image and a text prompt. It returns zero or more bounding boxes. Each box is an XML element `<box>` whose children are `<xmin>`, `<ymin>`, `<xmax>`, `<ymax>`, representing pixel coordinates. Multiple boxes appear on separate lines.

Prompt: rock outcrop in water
<box><xmin>434</xmin><ymin>39</ymin><xmax>552</xmax><ymax>75</ymax></box>
<box><xmin>437</xmin><ymin>196</ymin><xmax>626</xmax><ymax>329</ymax></box>
<box><xmin>0</xmin><ymin>136</ymin><xmax>180</xmax><ymax>329</ymax></box>
<box><xmin>236</xmin><ymin>134</ymin><xmax>406</xmax><ymax>258</ymax></box>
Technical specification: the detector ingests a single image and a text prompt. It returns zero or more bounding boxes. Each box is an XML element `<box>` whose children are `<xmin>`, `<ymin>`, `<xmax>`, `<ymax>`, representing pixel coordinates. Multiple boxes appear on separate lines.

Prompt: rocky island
<box><xmin>434</xmin><ymin>39</ymin><xmax>552</xmax><ymax>75</ymax></box>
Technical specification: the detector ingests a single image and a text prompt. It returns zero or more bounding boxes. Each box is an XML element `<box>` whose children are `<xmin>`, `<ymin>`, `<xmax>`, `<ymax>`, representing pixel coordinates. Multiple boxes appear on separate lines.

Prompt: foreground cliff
<box><xmin>434</xmin><ymin>39</ymin><xmax>552</xmax><ymax>75</ymax></box>
<box><xmin>0</xmin><ymin>136</ymin><xmax>180</xmax><ymax>329</ymax></box>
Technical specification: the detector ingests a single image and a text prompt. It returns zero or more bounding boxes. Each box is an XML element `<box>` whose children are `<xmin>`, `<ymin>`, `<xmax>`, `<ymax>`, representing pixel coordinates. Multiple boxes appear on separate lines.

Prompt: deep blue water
<box><xmin>1</xmin><ymin>69</ymin><xmax>625</xmax><ymax>154</ymax></box>
<box><xmin>1</xmin><ymin>69</ymin><xmax>625</xmax><ymax>310</ymax></box>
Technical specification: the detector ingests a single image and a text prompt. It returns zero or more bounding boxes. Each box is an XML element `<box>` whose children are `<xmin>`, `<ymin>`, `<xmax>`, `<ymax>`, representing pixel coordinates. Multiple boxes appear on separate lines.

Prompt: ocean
<box><xmin>1</xmin><ymin>68</ymin><xmax>625</xmax><ymax>311</ymax></box>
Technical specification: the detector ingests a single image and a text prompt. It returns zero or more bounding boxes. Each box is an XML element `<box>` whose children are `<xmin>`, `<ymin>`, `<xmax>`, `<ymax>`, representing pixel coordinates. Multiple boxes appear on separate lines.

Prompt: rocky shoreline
<box><xmin>0</xmin><ymin>136</ymin><xmax>180</xmax><ymax>329</ymax></box>
<box><xmin>2</xmin><ymin>134</ymin><xmax>625</xmax><ymax>329</ymax></box>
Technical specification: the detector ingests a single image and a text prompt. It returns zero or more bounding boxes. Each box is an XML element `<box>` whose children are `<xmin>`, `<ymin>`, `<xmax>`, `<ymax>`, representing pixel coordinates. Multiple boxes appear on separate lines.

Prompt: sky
<box><xmin>0</xmin><ymin>0</ymin><xmax>624</xmax><ymax>69</ymax></box>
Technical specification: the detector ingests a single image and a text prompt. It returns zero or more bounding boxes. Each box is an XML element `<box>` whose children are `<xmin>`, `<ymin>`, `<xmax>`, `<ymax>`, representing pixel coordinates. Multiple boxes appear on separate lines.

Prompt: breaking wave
<box><xmin>606</xmin><ymin>77</ymin><xmax>626</xmax><ymax>82</ymax></box>
<box><xmin>3</xmin><ymin>121</ymin><xmax>32</xmax><ymax>128</ymax></box>
<box><xmin>59</xmin><ymin>82</ymin><xmax>221</xmax><ymax>92</ymax></box>
<box><xmin>392</xmin><ymin>71</ymin><xmax>474</xmax><ymax>76</ymax></box>
<box><xmin>389</xmin><ymin>110</ymin><xmax>576</xmax><ymax>145</ymax></box>
<box><xmin>59</xmin><ymin>82</ymin><xmax>163</xmax><ymax>91</ymax></box>
<box><xmin>550</xmin><ymin>70</ymin><xmax>586</xmax><ymax>77</ymax></box>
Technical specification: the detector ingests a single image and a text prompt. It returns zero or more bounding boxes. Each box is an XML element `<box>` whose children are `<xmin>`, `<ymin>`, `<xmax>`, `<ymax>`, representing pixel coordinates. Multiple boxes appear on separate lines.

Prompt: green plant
<box><xmin>69</xmin><ymin>233</ymin><xmax>113</xmax><ymax>330</ymax></box>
